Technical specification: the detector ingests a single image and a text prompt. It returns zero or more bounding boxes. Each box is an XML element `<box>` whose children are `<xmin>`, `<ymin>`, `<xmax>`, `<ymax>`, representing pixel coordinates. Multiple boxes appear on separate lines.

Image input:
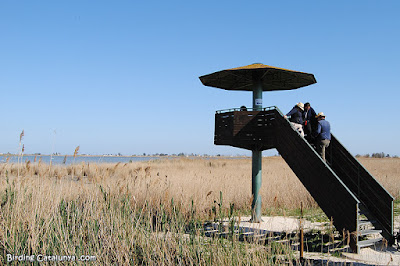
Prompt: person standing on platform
<box><xmin>314</xmin><ymin>112</ymin><xmax>331</xmax><ymax>162</ymax></box>
<box><xmin>303</xmin><ymin>102</ymin><xmax>317</xmax><ymax>142</ymax></box>
<box><xmin>284</xmin><ymin>102</ymin><xmax>305</xmax><ymax>137</ymax></box>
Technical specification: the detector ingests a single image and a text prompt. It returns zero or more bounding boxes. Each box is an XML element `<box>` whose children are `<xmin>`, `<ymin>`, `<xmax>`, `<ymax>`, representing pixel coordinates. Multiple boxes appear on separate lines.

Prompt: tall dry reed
<box><xmin>0</xmin><ymin>158</ymin><xmax>302</xmax><ymax>264</ymax></box>
<box><xmin>0</xmin><ymin>157</ymin><xmax>398</xmax><ymax>264</ymax></box>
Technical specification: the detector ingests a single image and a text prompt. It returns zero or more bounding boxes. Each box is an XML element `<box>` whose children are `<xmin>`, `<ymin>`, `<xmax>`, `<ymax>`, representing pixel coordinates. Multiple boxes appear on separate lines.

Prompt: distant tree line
<box><xmin>355</xmin><ymin>152</ymin><xmax>398</xmax><ymax>158</ymax></box>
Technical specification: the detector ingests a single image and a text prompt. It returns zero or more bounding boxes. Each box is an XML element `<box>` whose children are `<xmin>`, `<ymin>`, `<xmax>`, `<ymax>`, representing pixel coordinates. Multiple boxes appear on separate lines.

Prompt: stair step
<box><xmin>358</xmin><ymin>219</ymin><xmax>376</xmax><ymax>228</ymax></box>
<box><xmin>358</xmin><ymin>229</ymin><xmax>382</xmax><ymax>236</ymax></box>
<box><xmin>357</xmin><ymin>237</ymin><xmax>383</xmax><ymax>248</ymax></box>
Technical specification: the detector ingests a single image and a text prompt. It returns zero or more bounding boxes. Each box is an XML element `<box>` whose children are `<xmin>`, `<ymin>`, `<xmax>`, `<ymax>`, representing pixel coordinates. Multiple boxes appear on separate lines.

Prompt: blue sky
<box><xmin>0</xmin><ymin>1</ymin><xmax>399</xmax><ymax>156</ymax></box>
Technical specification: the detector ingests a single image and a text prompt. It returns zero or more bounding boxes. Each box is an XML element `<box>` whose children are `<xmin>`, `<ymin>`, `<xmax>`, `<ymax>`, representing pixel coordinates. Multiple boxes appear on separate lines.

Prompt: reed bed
<box><xmin>0</xmin><ymin>157</ymin><xmax>398</xmax><ymax>264</ymax></box>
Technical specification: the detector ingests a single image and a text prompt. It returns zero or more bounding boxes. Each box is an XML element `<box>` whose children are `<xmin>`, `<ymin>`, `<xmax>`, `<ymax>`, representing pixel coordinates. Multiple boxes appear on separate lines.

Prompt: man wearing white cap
<box><xmin>314</xmin><ymin>112</ymin><xmax>331</xmax><ymax>162</ymax></box>
<box><xmin>284</xmin><ymin>102</ymin><xmax>305</xmax><ymax>137</ymax></box>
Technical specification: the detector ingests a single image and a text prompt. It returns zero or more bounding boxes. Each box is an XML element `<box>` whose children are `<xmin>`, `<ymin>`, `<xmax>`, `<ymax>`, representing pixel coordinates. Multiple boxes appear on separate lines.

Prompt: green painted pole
<box><xmin>251</xmin><ymin>150</ymin><xmax>262</xmax><ymax>222</ymax></box>
<box><xmin>251</xmin><ymin>80</ymin><xmax>263</xmax><ymax>222</ymax></box>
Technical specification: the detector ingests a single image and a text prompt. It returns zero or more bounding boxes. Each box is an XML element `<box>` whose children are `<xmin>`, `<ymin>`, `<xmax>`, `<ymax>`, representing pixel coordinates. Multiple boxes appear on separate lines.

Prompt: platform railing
<box><xmin>214</xmin><ymin>106</ymin><xmax>278</xmax><ymax>151</ymax></box>
<box><xmin>215</xmin><ymin>106</ymin><xmax>278</xmax><ymax>114</ymax></box>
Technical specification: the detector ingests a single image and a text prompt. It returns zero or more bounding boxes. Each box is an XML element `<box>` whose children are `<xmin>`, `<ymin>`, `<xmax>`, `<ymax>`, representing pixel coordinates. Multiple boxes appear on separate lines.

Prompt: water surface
<box><xmin>0</xmin><ymin>155</ymin><xmax>165</xmax><ymax>165</ymax></box>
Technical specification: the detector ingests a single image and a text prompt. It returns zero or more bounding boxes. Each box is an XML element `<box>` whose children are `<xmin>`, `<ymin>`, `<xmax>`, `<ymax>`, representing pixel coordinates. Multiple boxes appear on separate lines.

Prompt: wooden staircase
<box><xmin>325</xmin><ymin>134</ymin><xmax>394</xmax><ymax>252</ymax></box>
<box><xmin>214</xmin><ymin>107</ymin><xmax>395</xmax><ymax>253</ymax></box>
<box><xmin>357</xmin><ymin>204</ymin><xmax>383</xmax><ymax>251</ymax></box>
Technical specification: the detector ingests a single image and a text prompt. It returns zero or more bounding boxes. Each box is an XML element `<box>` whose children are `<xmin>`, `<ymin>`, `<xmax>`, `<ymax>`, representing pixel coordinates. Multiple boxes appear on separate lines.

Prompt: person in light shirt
<box><xmin>284</xmin><ymin>102</ymin><xmax>305</xmax><ymax>137</ymax></box>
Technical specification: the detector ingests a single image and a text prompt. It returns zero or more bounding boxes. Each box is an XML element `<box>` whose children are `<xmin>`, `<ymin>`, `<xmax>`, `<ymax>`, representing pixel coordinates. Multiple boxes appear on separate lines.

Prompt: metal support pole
<box><xmin>251</xmin><ymin>80</ymin><xmax>263</xmax><ymax>222</ymax></box>
<box><xmin>251</xmin><ymin>150</ymin><xmax>262</xmax><ymax>222</ymax></box>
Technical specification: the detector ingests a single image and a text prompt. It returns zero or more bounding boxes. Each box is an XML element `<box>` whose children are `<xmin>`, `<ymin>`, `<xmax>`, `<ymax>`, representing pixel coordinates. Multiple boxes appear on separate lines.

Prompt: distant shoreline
<box><xmin>0</xmin><ymin>154</ymin><xmax>252</xmax><ymax>158</ymax></box>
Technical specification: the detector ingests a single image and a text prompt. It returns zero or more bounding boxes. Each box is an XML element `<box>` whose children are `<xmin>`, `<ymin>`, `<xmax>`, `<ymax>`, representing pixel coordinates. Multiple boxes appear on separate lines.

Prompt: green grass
<box><xmin>393</xmin><ymin>199</ymin><xmax>400</xmax><ymax>216</ymax></box>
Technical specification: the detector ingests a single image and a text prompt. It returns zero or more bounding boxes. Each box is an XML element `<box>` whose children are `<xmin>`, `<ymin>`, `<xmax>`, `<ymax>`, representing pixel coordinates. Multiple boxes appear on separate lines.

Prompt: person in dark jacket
<box><xmin>314</xmin><ymin>112</ymin><xmax>331</xmax><ymax>162</ymax></box>
<box><xmin>284</xmin><ymin>102</ymin><xmax>304</xmax><ymax>137</ymax></box>
<box><xmin>303</xmin><ymin>102</ymin><xmax>317</xmax><ymax>142</ymax></box>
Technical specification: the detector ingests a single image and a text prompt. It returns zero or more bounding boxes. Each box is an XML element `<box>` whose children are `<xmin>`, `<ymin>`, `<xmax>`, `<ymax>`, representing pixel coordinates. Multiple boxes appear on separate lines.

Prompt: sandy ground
<box><xmin>342</xmin><ymin>243</ymin><xmax>400</xmax><ymax>265</ymax></box>
<box><xmin>221</xmin><ymin>215</ymin><xmax>327</xmax><ymax>234</ymax></box>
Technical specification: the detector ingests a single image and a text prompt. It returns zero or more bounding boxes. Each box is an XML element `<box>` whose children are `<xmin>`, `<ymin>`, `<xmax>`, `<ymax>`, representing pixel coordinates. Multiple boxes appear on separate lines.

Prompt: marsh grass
<box><xmin>0</xmin><ymin>157</ymin><xmax>398</xmax><ymax>264</ymax></box>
